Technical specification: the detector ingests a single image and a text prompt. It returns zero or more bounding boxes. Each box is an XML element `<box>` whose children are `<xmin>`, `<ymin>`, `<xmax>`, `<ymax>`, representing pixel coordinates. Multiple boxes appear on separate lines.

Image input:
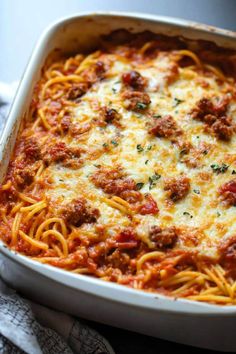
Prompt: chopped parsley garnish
<box><xmin>203</xmin><ymin>150</ymin><xmax>208</xmax><ymax>155</ymax></box>
<box><xmin>145</xmin><ymin>160</ymin><xmax>149</xmax><ymax>165</ymax></box>
<box><xmin>193</xmin><ymin>189</ymin><xmax>200</xmax><ymax>194</ymax></box>
<box><xmin>174</xmin><ymin>98</ymin><xmax>184</xmax><ymax>107</ymax></box>
<box><xmin>211</xmin><ymin>163</ymin><xmax>229</xmax><ymax>174</ymax></box>
<box><xmin>183</xmin><ymin>211</ymin><xmax>193</xmax><ymax>218</ymax></box>
<box><xmin>112</xmin><ymin>87</ymin><xmax>117</xmax><ymax>93</ymax></box>
<box><xmin>216</xmin><ymin>211</ymin><xmax>221</xmax><ymax>217</ymax></box>
<box><xmin>149</xmin><ymin>173</ymin><xmax>161</xmax><ymax>190</ymax></box>
<box><xmin>136</xmin><ymin>182</ymin><xmax>144</xmax><ymax>190</ymax></box>
<box><xmin>147</xmin><ymin>144</ymin><xmax>153</xmax><ymax>151</ymax></box>
<box><xmin>137</xmin><ymin>144</ymin><xmax>144</xmax><ymax>153</ymax></box>
<box><xmin>136</xmin><ymin>102</ymin><xmax>147</xmax><ymax>110</ymax></box>
<box><xmin>179</xmin><ymin>148</ymin><xmax>188</xmax><ymax>157</ymax></box>
<box><xmin>179</xmin><ymin>148</ymin><xmax>188</xmax><ymax>162</ymax></box>
<box><xmin>232</xmin><ymin>170</ymin><xmax>236</xmax><ymax>175</ymax></box>
<box><xmin>103</xmin><ymin>143</ymin><xmax>108</xmax><ymax>148</ymax></box>
<box><xmin>111</xmin><ymin>140</ymin><xmax>119</xmax><ymax>146</ymax></box>
<box><xmin>153</xmin><ymin>114</ymin><xmax>162</xmax><ymax>119</ymax></box>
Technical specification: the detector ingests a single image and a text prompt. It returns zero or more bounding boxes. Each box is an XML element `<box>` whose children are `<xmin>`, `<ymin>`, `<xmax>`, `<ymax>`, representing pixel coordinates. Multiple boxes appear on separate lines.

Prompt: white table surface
<box><xmin>1</xmin><ymin>0</ymin><xmax>236</xmax><ymax>83</ymax></box>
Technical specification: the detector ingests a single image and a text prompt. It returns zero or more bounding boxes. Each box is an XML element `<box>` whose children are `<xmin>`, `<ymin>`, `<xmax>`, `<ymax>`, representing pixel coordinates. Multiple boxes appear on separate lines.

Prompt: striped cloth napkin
<box><xmin>0</xmin><ymin>82</ymin><xmax>114</xmax><ymax>354</ymax></box>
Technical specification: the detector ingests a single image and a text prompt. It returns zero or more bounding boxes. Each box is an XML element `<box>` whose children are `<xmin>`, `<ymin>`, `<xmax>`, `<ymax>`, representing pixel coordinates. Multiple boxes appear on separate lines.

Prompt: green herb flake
<box><xmin>103</xmin><ymin>143</ymin><xmax>108</xmax><ymax>148</ymax></box>
<box><xmin>183</xmin><ymin>211</ymin><xmax>193</xmax><ymax>218</ymax></box>
<box><xmin>179</xmin><ymin>148</ymin><xmax>188</xmax><ymax>157</ymax></box>
<box><xmin>136</xmin><ymin>182</ymin><xmax>144</xmax><ymax>190</ymax></box>
<box><xmin>216</xmin><ymin>211</ymin><xmax>221</xmax><ymax>217</ymax></box>
<box><xmin>149</xmin><ymin>173</ymin><xmax>161</xmax><ymax>190</ymax></box>
<box><xmin>137</xmin><ymin>144</ymin><xmax>144</xmax><ymax>153</ymax></box>
<box><xmin>111</xmin><ymin>140</ymin><xmax>119</xmax><ymax>147</ymax></box>
<box><xmin>174</xmin><ymin>98</ymin><xmax>184</xmax><ymax>107</ymax></box>
<box><xmin>112</xmin><ymin>88</ymin><xmax>117</xmax><ymax>93</ymax></box>
<box><xmin>193</xmin><ymin>189</ymin><xmax>200</xmax><ymax>194</ymax></box>
<box><xmin>153</xmin><ymin>114</ymin><xmax>162</xmax><ymax>119</ymax></box>
<box><xmin>211</xmin><ymin>163</ymin><xmax>229</xmax><ymax>174</ymax></box>
<box><xmin>232</xmin><ymin>170</ymin><xmax>236</xmax><ymax>175</ymax></box>
<box><xmin>136</xmin><ymin>102</ymin><xmax>147</xmax><ymax>110</ymax></box>
<box><xmin>145</xmin><ymin>160</ymin><xmax>149</xmax><ymax>165</ymax></box>
<box><xmin>152</xmin><ymin>173</ymin><xmax>161</xmax><ymax>181</ymax></box>
<box><xmin>146</xmin><ymin>144</ymin><xmax>153</xmax><ymax>151</ymax></box>
<box><xmin>203</xmin><ymin>150</ymin><xmax>208</xmax><ymax>155</ymax></box>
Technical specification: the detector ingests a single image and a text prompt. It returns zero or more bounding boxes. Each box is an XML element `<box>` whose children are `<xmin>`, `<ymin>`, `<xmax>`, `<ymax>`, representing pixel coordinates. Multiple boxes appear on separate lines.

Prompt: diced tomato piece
<box><xmin>138</xmin><ymin>194</ymin><xmax>159</xmax><ymax>215</ymax></box>
<box><xmin>220</xmin><ymin>179</ymin><xmax>236</xmax><ymax>194</ymax></box>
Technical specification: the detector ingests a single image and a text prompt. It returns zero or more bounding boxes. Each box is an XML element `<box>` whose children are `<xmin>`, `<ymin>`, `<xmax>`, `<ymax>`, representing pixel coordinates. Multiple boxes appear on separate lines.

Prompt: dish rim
<box><xmin>1</xmin><ymin>11</ymin><xmax>236</xmax><ymax>315</ymax></box>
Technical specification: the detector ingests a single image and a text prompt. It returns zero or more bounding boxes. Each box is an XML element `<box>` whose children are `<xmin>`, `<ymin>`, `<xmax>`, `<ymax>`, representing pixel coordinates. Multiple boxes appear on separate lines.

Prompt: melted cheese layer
<box><xmin>44</xmin><ymin>52</ymin><xmax>236</xmax><ymax>259</ymax></box>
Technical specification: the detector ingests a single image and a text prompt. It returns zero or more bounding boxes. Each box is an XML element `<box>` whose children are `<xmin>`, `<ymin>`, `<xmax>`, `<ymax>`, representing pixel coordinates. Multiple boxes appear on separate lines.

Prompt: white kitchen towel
<box><xmin>0</xmin><ymin>82</ymin><xmax>115</xmax><ymax>354</ymax></box>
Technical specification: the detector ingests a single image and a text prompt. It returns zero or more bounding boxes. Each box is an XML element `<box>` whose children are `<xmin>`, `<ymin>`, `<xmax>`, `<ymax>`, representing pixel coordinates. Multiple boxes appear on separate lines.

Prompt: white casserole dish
<box><xmin>1</xmin><ymin>12</ymin><xmax>236</xmax><ymax>352</ymax></box>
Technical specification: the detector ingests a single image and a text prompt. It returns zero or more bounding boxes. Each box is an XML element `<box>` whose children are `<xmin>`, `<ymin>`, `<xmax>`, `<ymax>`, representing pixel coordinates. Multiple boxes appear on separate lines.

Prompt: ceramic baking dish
<box><xmin>1</xmin><ymin>12</ymin><xmax>236</xmax><ymax>352</ymax></box>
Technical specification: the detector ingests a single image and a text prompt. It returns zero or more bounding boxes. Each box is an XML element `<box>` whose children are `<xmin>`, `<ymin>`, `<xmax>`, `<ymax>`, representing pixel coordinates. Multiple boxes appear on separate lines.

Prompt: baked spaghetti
<box><xmin>1</xmin><ymin>31</ymin><xmax>236</xmax><ymax>305</ymax></box>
